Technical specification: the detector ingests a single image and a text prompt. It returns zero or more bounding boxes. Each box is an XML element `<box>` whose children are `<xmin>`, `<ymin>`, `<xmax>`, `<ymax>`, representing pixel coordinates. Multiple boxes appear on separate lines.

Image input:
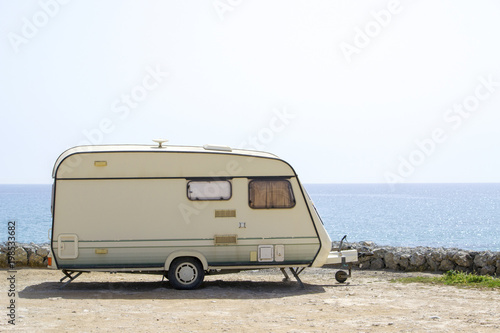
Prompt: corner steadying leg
<box><xmin>280</xmin><ymin>268</ymin><xmax>290</xmax><ymax>281</ymax></box>
<box><xmin>289</xmin><ymin>267</ymin><xmax>305</xmax><ymax>289</ymax></box>
<box><xmin>59</xmin><ymin>270</ymin><xmax>84</xmax><ymax>288</ymax></box>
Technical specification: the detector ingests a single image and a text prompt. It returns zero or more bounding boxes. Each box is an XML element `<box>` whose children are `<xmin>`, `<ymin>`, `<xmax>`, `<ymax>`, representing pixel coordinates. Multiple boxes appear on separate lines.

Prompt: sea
<box><xmin>1</xmin><ymin>183</ymin><xmax>499</xmax><ymax>251</ymax></box>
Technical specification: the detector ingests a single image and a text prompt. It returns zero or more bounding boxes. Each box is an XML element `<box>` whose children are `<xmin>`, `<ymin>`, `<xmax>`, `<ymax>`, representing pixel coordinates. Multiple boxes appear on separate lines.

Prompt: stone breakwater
<box><xmin>0</xmin><ymin>243</ymin><xmax>51</xmax><ymax>268</ymax></box>
<box><xmin>1</xmin><ymin>242</ymin><xmax>500</xmax><ymax>276</ymax></box>
<box><xmin>338</xmin><ymin>241</ymin><xmax>500</xmax><ymax>276</ymax></box>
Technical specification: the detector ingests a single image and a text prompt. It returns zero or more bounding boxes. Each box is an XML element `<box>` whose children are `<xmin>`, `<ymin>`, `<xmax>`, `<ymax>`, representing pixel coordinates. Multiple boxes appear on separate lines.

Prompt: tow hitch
<box><xmin>331</xmin><ymin>235</ymin><xmax>356</xmax><ymax>283</ymax></box>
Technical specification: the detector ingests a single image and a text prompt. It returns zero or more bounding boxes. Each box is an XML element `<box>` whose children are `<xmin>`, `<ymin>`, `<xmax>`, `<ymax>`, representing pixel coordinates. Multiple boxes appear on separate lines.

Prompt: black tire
<box><xmin>168</xmin><ymin>258</ymin><xmax>205</xmax><ymax>290</ymax></box>
<box><xmin>335</xmin><ymin>270</ymin><xmax>348</xmax><ymax>283</ymax></box>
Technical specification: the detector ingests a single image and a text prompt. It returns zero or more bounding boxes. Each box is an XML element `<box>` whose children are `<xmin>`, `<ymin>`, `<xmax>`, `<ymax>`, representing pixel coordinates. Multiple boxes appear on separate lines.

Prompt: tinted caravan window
<box><xmin>249</xmin><ymin>179</ymin><xmax>295</xmax><ymax>209</ymax></box>
<box><xmin>187</xmin><ymin>180</ymin><xmax>232</xmax><ymax>200</ymax></box>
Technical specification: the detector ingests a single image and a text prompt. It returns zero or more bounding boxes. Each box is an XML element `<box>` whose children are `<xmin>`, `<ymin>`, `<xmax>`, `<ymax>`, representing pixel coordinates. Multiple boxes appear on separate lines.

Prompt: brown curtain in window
<box><xmin>269</xmin><ymin>180</ymin><xmax>294</xmax><ymax>208</ymax></box>
<box><xmin>250</xmin><ymin>180</ymin><xmax>294</xmax><ymax>208</ymax></box>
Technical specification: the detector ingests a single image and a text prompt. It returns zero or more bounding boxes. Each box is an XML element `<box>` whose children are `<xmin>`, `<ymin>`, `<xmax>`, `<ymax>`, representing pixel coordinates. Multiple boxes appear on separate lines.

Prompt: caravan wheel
<box><xmin>168</xmin><ymin>258</ymin><xmax>205</xmax><ymax>290</ymax></box>
<box><xmin>335</xmin><ymin>270</ymin><xmax>348</xmax><ymax>283</ymax></box>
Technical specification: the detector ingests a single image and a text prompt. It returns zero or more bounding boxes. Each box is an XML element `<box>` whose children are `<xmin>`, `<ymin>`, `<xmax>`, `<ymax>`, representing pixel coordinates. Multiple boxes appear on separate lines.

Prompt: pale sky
<box><xmin>1</xmin><ymin>0</ymin><xmax>500</xmax><ymax>184</ymax></box>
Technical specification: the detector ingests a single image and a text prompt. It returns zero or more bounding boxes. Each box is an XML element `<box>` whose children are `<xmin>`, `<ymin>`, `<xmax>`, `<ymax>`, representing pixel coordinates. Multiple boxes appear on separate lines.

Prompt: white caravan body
<box><xmin>49</xmin><ymin>144</ymin><xmax>357</xmax><ymax>288</ymax></box>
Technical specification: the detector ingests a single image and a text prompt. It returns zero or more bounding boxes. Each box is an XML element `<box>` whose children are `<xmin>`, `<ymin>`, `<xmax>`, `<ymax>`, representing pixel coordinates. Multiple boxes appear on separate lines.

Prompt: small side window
<box><xmin>187</xmin><ymin>180</ymin><xmax>232</xmax><ymax>200</ymax></box>
<box><xmin>249</xmin><ymin>179</ymin><xmax>295</xmax><ymax>209</ymax></box>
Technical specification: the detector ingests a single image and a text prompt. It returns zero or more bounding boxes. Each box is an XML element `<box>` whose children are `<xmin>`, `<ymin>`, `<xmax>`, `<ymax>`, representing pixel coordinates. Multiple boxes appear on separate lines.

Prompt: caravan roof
<box><xmin>52</xmin><ymin>144</ymin><xmax>295</xmax><ymax>179</ymax></box>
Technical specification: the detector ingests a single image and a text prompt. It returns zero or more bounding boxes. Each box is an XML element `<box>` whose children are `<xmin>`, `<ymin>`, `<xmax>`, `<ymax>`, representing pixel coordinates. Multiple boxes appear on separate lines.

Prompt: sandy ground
<box><xmin>1</xmin><ymin>268</ymin><xmax>500</xmax><ymax>332</ymax></box>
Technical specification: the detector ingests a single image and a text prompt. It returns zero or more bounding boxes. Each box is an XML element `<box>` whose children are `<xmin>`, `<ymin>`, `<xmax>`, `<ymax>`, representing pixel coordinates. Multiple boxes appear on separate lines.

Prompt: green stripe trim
<box><xmin>78</xmin><ymin>243</ymin><xmax>320</xmax><ymax>250</ymax></box>
<box><xmin>237</xmin><ymin>236</ymin><xmax>317</xmax><ymax>240</ymax></box>
<box><xmin>59</xmin><ymin>236</ymin><xmax>318</xmax><ymax>244</ymax></box>
<box><xmin>208</xmin><ymin>260</ymin><xmax>311</xmax><ymax>266</ymax></box>
<box><xmin>76</xmin><ymin>238</ymin><xmax>213</xmax><ymax>243</ymax></box>
<box><xmin>58</xmin><ymin>263</ymin><xmax>164</xmax><ymax>269</ymax></box>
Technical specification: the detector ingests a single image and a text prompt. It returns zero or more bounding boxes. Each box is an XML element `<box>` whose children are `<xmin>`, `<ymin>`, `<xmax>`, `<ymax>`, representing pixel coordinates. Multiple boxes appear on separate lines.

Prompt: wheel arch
<box><xmin>164</xmin><ymin>251</ymin><xmax>208</xmax><ymax>271</ymax></box>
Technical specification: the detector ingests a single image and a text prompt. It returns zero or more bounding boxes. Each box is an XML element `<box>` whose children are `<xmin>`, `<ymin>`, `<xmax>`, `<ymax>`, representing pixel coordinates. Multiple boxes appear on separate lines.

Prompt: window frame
<box><xmin>187</xmin><ymin>179</ymin><xmax>232</xmax><ymax>201</ymax></box>
<box><xmin>248</xmin><ymin>178</ymin><xmax>296</xmax><ymax>209</ymax></box>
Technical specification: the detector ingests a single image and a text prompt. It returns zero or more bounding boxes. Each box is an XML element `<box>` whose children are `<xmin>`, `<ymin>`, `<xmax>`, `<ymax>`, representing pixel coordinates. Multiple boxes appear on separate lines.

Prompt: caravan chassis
<box><xmin>57</xmin><ymin>265</ymin><xmax>351</xmax><ymax>289</ymax></box>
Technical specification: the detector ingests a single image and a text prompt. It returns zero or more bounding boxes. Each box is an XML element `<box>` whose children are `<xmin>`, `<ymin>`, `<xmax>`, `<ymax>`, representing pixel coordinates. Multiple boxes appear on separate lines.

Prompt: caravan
<box><xmin>48</xmin><ymin>141</ymin><xmax>357</xmax><ymax>289</ymax></box>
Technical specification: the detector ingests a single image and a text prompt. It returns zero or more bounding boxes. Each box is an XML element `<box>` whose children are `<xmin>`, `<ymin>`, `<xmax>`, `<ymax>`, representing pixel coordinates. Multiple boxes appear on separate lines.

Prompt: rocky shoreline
<box><xmin>1</xmin><ymin>241</ymin><xmax>499</xmax><ymax>276</ymax></box>
<box><xmin>340</xmin><ymin>241</ymin><xmax>500</xmax><ymax>276</ymax></box>
<box><xmin>0</xmin><ymin>242</ymin><xmax>51</xmax><ymax>268</ymax></box>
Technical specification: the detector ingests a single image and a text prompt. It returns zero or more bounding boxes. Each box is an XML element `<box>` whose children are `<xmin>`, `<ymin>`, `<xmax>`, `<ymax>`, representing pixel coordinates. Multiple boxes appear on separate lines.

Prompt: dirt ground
<box><xmin>1</xmin><ymin>268</ymin><xmax>500</xmax><ymax>332</ymax></box>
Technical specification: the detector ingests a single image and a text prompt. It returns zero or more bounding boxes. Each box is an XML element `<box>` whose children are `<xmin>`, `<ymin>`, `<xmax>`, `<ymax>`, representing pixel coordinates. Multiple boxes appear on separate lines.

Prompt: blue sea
<box><xmin>1</xmin><ymin>183</ymin><xmax>499</xmax><ymax>251</ymax></box>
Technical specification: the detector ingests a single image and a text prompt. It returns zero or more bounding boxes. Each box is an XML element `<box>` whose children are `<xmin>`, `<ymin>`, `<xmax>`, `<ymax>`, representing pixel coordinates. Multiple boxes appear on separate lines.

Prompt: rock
<box><xmin>431</xmin><ymin>248</ymin><xmax>445</xmax><ymax>261</ymax></box>
<box><xmin>453</xmin><ymin>251</ymin><xmax>473</xmax><ymax>268</ymax></box>
<box><xmin>395</xmin><ymin>253</ymin><xmax>410</xmax><ymax>270</ymax></box>
<box><xmin>0</xmin><ymin>253</ymin><xmax>8</xmax><ymax>268</ymax></box>
<box><xmin>359</xmin><ymin>262</ymin><xmax>371</xmax><ymax>270</ymax></box>
<box><xmin>358</xmin><ymin>251</ymin><xmax>373</xmax><ymax>263</ymax></box>
<box><xmin>455</xmin><ymin>266</ymin><xmax>471</xmax><ymax>273</ymax></box>
<box><xmin>36</xmin><ymin>247</ymin><xmax>50</xmax><ymax>257</ymax></box>
<box><xmin>29</xmin><ymin>253</ymin><xmax>45</xmax><ymax>267</ymax></box>
<box><xmin>488</xmin><ymin>253</ymin><xmax>499</xmax><ymax>264</ymax></box>
<box><xmin>479</xmin><ymin>265</ymin><xmax>496</xmax><ymax>276</ymax></box>
<box><xmin>453</xmin><ymin>251</ymin><xmax>473</xmax><ymax>267</ymax></box>
<box><xmin>410</xmin><ymin>252</ymin><xmax>426</xmax><ymax>267</ymax></box>
<box><xmin>474</xmin><ymin>251</ymin><xmax>496</xmax><ymax>267</ymax></box>
<box><xmin>372</xmin><ymin>248</ymin><xmax>387</xmax><ymax>259</ymax></box>
<box><xmin>426</xmin><ymin>249</ymin><xmax>445</xmax><ymax>271</ymax></box>
<box><xmin>443</xmin><ymin>250</ymin><xmax>456</xmax><ymax>262</ymax></box>
<box><xmin>426</xmin><ymin>255</ymin><xmax>439</xmax><ymax>271</ymax></box>
<box><xmin>370</xmin><ymin>258</ymin><xmax>385</xmax><ymax>270</ymax></box>
<box><xmin>14</xmin><ymin>247</ymin><xmax>28</xmax><ymax>266</ymax></box>
<box><xmin>439</xmin><ymin>259</ymin><xmax>455</xmax><ymax>272</ymax></box>
<box><xmin>474</xmin><ymin>252</ymin><xmax>487</xmax><ymax>267</ymax></box>
<box><xmin>384</xmin><ymin>252</ymin><xmax>397</xmax><ymax>270</ymax></box>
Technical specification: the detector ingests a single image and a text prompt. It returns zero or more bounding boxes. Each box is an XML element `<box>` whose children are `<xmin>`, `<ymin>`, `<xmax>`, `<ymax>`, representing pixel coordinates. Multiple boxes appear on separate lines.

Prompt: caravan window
<box><xmin>248</xmin><ymin>179</ymin><xmax>295</xmax><ymax>209</ymax></box>
<box><xmin>187</xmin><ymin>180</ymin><xmax>232</xmax><ymax>200</ymax></box>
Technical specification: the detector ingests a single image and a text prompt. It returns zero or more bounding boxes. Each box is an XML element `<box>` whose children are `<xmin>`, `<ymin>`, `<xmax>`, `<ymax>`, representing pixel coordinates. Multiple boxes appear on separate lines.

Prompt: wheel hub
<box><xmin>177</xmin><ymin>264</ymin><xmax>197</xmax><ymax>283</ymax></box>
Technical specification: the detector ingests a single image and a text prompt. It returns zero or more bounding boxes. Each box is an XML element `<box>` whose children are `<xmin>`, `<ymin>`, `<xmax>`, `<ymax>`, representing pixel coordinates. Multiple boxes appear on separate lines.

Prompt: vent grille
<box><xmin>214</xmin><ymin>235</ymin><xmax>238</xmax><ymax>245</ymax></box>
<box><xmin>215</xmin><ymin>209</ymin><xmax>236</xmax><ymax>218</ymax></box>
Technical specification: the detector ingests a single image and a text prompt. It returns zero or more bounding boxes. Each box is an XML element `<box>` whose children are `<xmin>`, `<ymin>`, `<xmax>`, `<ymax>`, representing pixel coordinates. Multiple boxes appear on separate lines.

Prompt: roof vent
<box><xmin>203</xmin><ymin>144</ymin><xmax>232</xmax><ymax>152</ymax></box>
<box><xmin>153</xmin><ymin>139</ymin><xmax>168</xmax><ymax>148</ymax></box>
